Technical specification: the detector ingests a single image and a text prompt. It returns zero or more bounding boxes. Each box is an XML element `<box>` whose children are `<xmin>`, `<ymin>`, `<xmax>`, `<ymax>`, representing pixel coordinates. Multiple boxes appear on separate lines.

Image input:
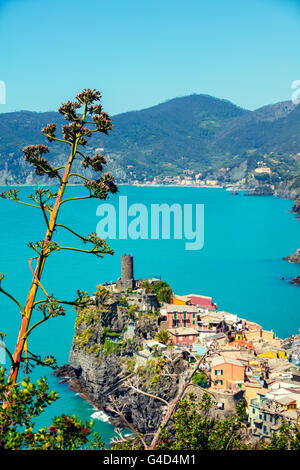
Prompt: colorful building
<box><xmin>168</xmin><ymin>327</ymin><xmax>199</xmax><ymax>345</ymax></box>
<box><xmin>244</xmin><ymin>382</ymin><xmax>266</xmax><ymax>406</ymax></box>
<box><xmin>257</xmin><ymin>350</ymin><xmax>287</xmax><ymax>360</ymax></box>
<box><xmin>198</xmin><ymin>312</ymin><xmax>226</xmax><ymax>335</ymax></box>
<box><xmin>230</xmin><ymin>334</ymin><xmax>256</xmax><ymax>352</ymax></box>
<box><xmin>249</xmin><ymin>392</ymin><xmax>298</xmax><ymax>437</ymax></box>
<box><xmin>171</xmin><ymin>295</ymin><xmax>191</xmax><ymax>305</ymax></box>
<box><xmin>170</xmin><ymin>293</ymin><xmax>217</xmax><ymax>310</ymax></box>
<box><xmin>165</xmin><ymin>304</ymin><xmax>198</xmax><ymax>329</ymax></box>
<box><xmin>210</xmin><ymin>356</ymin><xmax>248</xmax><ymax>390</ymax></box>
<box><xmin>244</xmin><ymin>328</ymin><xmax>280</xmax><ymax>347</ymax></box>
<box><xmin>187</xmin><ymin>294</ymin><xmax>217</xmax><ymax>310</ymax></box>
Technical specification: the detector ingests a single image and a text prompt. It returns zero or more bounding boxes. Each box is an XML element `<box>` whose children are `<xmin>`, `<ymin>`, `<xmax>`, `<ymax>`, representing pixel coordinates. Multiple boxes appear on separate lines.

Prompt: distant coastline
<box><xmin>0</xmin><ymin>183</ymin><xmax>230</xmax><ymax>190</ymax></box>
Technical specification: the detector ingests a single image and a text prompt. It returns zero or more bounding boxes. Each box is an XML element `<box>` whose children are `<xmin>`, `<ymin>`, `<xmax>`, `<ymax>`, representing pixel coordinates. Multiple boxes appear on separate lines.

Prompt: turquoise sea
<box><xmin>0</xmin><ymin>185</ymin><xmax>299</xmax><ymax>443</ymax></box>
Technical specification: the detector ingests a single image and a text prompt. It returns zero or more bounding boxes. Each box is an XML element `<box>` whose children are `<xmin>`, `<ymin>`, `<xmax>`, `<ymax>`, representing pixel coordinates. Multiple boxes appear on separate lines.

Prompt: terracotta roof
<box><xmin>166</xmin><ymin>305</ymin><xmax>198</xmax><ymax>313</ymax></box>
<box><xmin>211</xmin><ymin>356</ymin><xmax>245</xmax><ymax>368</ymax></box>
<box><xmin>275</xmin><ymin>396</ymin><xmax>296</xmax><ymax>405</ymax></box>
<box><xmin>168</xmin><ymin>327</ymin><xmax>198</xmax><ymax>336</ymax></box>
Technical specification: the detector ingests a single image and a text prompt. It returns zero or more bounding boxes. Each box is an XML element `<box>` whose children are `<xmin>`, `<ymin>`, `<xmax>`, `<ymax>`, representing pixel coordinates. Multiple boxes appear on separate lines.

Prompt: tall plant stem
<box><xmin>8</xmin><ymin>137</ymin><xmax>80</xmax><ymax>385</ymax></box>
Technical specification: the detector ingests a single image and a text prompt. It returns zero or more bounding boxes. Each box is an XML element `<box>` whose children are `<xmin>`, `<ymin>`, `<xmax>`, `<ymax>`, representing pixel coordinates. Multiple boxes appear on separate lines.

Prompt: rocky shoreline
<box><xmin>54</xmin><ymin>355</ymin><xmax>182</xmax><ymax>434</ymax></box>
<box><xmin>283</xmin><ymin>249</ymin><xmax>300</xmax><ymax>286</ymax></box>
<box><xmin>283</xmin><ymin>249</ymin><xmax>300</xmax><ymax>264</ymax></box>
<box><xmin>291</xmin><ymin>195</ymin><xmax>300</xmax><ymax>217</ymax></box>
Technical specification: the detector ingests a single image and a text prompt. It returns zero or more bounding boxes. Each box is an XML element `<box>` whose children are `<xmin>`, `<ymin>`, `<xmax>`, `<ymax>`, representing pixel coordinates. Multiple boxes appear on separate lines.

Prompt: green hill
<box><xmin>0</xmin><ymin>94</ymin><xmax>299</xmax><ymax>186</ymax></box>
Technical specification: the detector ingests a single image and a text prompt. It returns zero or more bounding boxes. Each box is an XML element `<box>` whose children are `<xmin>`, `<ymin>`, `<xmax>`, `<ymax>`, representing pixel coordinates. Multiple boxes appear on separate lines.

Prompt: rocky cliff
<box><xmin>54</xmin><ymin>287</ymin><xmax>184</xmax><ymax>435</ymax></box>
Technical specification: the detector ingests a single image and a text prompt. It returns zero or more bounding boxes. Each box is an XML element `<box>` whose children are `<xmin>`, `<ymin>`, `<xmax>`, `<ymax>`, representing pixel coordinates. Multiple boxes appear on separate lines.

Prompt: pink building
<box><xmin>187</xmin><ymin>294</ymin><xmax>217</xmax><ymax>310</ymax></box>
<box><xmin>165</xmin><ymin>304</ymin><xmax>199</xmax><ymax>329</ymax></box>
<box><xmin>168</xmin><ymin>327</ymin><xmax>199</xmax><ymax>345</ymax></box>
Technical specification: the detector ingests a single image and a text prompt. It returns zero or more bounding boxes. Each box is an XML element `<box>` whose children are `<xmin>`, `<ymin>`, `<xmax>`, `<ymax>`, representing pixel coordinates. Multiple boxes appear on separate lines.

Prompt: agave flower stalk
<box><xmin>0</xmin><ymin>89</ymin><xmax>118</xmax><ymax>386</ymax></box>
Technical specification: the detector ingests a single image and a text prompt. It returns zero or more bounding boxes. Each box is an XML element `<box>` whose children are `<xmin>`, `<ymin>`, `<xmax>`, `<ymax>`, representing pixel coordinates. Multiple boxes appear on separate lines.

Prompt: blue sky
<box><xmin>0</xmin><ymin>0</ymin><xmax>300</xmax><ymax>115</ymax></box>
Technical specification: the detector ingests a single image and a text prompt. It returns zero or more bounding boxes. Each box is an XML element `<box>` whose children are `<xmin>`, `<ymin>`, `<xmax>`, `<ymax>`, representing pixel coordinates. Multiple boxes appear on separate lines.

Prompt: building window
<box><xmin>174</xmin><ymin>313</ymin><xmax>177</xmax><ymax>320</ymax></box>
<box><xmin>215</xmin><ymin>380</ymin><xmax>223</xmax><ymax>385</ymax></box>
<box><xmin>270</xmin><ymin>415</ymin><xmax>273</xmax><ymax>423</ymax></box>
<box><xmin>192</xmin><ymin>321</ymin><xmax>195</xmax><ymax>325</ymax></box>
<box><xmin>193</xmin><ymin>313</ymin><xmax>195</xmax><ymax>319</ymax></box>
<box><xmin>263</xmin><ymin>425</ymin><xmax>267</xmax><ymax>434</ymax></box>
<box><xmin>215</xmin><ymin>369</ymin><xmax>223</xmax><ymax>376</ymax></box>
<box><xmin>183</xmin><ymin>312</ymin><xmax>187</xmax><ymax>319</ymax></box>
<box><xmin>264</xmin><ymin>413</ymin><xmax>267</xmax><ymax>421</ymax></box>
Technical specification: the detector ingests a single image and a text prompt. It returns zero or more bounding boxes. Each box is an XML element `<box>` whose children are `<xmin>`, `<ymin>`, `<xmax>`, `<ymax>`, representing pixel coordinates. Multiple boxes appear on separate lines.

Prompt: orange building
<box><xmin>243</xmin><ymin>382</ymin><xmax>266</xmax><ymax>406</ymax></box>
<box><xmin>231</xmin><ymin>334</ymin><xmax>256</xmax><ymax>352</ymax></box>
<box><xmin>244</xmin><ymin>328</ymin><xmax>280</xmax><ymax>346</ymax></box>
<box><xmin>171</xmin><ymin>295</ymin><xmax>191</xmax><ymax>305</ymax></box>
<box><xmin>210</xmin><ymin>356</ymin><xmax>247</xmax><ymax>390</ymax></box>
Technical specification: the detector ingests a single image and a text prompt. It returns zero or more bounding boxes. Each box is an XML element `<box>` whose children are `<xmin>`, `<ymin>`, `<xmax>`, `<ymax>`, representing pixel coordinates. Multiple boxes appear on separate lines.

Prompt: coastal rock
<box><xmin>274</xmin><ymin>178</ymin><xmax>300</xmax><ymax>200</ymax></box>
<box><xmin>54</xmin><ymin>283</ymin><xmax>245</xmax><ymax>437</ymax></box>
<box><xmin>244</xmin><ymin>185</ymin><xmax>274</xmax><ymax>196</ymax></box>
<box><xmin>292</xmin><ymin>196</ymin><xmax>300</xmax><ymax>216</ymax></box>
<box><xmin>53</xmin><ymin>364</ymin><xmax>77</xmax><ymax>379</ymax></box>
<box><xmin>290</xmin><ymin>276</ymin><xmax>300</xmax><ymax>285</ymax></box>
<box><xmin>281</xmin><ymin>334</ymin><xmax>300</xmax><ymax>365</ymax></box>
<box><xmin>283</xmin><ymin>249</ymin><xmax>300</xmax><ymax>263</ymax></box>
<box><xmin>61</xmin><ymin>347</ymin><xmax>182</xmax><ymax>434</ymax></box>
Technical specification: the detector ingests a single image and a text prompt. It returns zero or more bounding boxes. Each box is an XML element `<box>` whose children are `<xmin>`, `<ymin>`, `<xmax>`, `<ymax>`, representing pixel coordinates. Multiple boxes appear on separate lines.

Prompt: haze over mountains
<box><xmin>0</xmin><ymin>94</ymin><xmax>299</xmax><ymax>185</ymax></box>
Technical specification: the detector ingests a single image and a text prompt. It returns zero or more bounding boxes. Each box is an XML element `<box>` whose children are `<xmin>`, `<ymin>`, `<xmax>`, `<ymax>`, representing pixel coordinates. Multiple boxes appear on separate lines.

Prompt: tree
<box><xmin>151</xmin><ymin>281</ymin><xmax>173</xmax><ymax>303</ymax></box>
<box><xmin>0</xmin><ymin>367</ymin><xmax>104</xmax><ymax>450</ymax></box>
<box><xmin>191</xmin><ymin>371</ymin><xmax>208</xmax><ymax>386</ymax></box>
<box><xmin>141</xmin><ymin>280</ymin><xmax>153</xmax><ymax>293</ymax></box>
<box><xmin>155</xmin><ymin>329</ymin><xmax>170</xmax><ymax>345</ymax></box>
<box><xmin>260</xmin><ymin>421</ymin><xmax>300</xmax><ymax>450</ymax></box>
<box><xmin>156</xmin><ymin>394</ymin><xmax>248</xmax><ymax>450</ymax></box>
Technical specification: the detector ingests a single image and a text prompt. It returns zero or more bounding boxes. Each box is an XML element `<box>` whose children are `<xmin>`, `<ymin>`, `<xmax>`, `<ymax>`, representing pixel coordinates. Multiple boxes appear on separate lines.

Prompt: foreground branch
<box><xmin>107</xmin><ymin>395</ymin><xmax>148</xmax><ymax>450</ymax></box>
<box><xmin>148</xmin><ymin>344</ymin><xmax>218</xmax><ymax>450</ymax></box>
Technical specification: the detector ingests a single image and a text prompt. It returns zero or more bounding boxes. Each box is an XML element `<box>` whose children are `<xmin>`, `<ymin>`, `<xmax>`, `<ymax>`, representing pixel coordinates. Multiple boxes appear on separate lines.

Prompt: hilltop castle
<box><xmin>116</xmin><ymin>254</ymin><xmax>135</xmax><ymax>291</ymax></box>
<box><xmin>101</xmin><ymin>254</ymin><xmax>161</xmax><ymax>312</ymax></box>
<box><xmin>114</xmin><ymin>253</ymin><xmax>160</xmax><ymax>293</ymax></box>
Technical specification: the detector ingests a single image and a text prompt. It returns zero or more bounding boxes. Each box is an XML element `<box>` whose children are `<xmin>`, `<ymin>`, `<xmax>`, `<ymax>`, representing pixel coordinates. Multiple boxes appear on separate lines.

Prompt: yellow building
<box><xmin>257</xmin><ymin>350</ymin><xmax>287</xmax><ymax>360</ymax></box>
<box><xmin>235</xmin><ymin>333</ymin><xmax>243</xmax><ymax>341</ymax></box>
<box><xmin>171</xmin><ymin>295</ymin><xmax>190</xmax><ymax>305</ymax></box>
<box><xmin>254</xmin><ymin>167</ymin><xmax>271</xmax><ymax>174</ymax></box>
<box><xmin>244</xmin><ymin>383</ymin><xmax>266</xmax><ymax>406</ymax></box>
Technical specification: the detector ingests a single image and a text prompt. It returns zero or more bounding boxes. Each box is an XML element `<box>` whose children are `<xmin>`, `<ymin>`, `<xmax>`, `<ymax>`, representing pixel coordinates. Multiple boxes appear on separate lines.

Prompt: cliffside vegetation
<box><xmin>141</xmin><ymin>280</ymin><xmax>173</xmax><ymax>303</ymax></box>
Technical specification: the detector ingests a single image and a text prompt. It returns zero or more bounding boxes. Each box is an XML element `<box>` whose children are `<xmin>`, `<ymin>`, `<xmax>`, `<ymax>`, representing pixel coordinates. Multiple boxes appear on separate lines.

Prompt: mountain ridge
<box><xmin>0</xmin><ymin>94</ymin><xmax>299</xmax><ymax>188</ymax></box>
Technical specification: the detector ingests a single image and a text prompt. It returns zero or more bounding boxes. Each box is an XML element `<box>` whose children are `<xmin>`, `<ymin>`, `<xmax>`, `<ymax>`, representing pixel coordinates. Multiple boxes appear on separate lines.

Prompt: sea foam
<box><xmin>91</xmin><ymin>410</ymin><xmax>110</xmax><ymax>422</ymax></box>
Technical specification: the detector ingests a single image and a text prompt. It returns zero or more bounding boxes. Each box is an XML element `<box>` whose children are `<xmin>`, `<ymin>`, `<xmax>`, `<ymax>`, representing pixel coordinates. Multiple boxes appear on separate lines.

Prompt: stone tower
<box><xmin>116</xmin><ymin>254</ymin><xmax>135</xmax><ymax>290</ymax></box>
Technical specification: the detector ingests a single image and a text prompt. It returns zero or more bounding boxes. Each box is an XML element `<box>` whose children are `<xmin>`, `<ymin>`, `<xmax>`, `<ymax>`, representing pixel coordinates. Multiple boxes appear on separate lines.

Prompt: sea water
<box><xmin>0</xmin><ymin>185</ymin><xmax>299</xmax><ymax>443</ymax></box>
